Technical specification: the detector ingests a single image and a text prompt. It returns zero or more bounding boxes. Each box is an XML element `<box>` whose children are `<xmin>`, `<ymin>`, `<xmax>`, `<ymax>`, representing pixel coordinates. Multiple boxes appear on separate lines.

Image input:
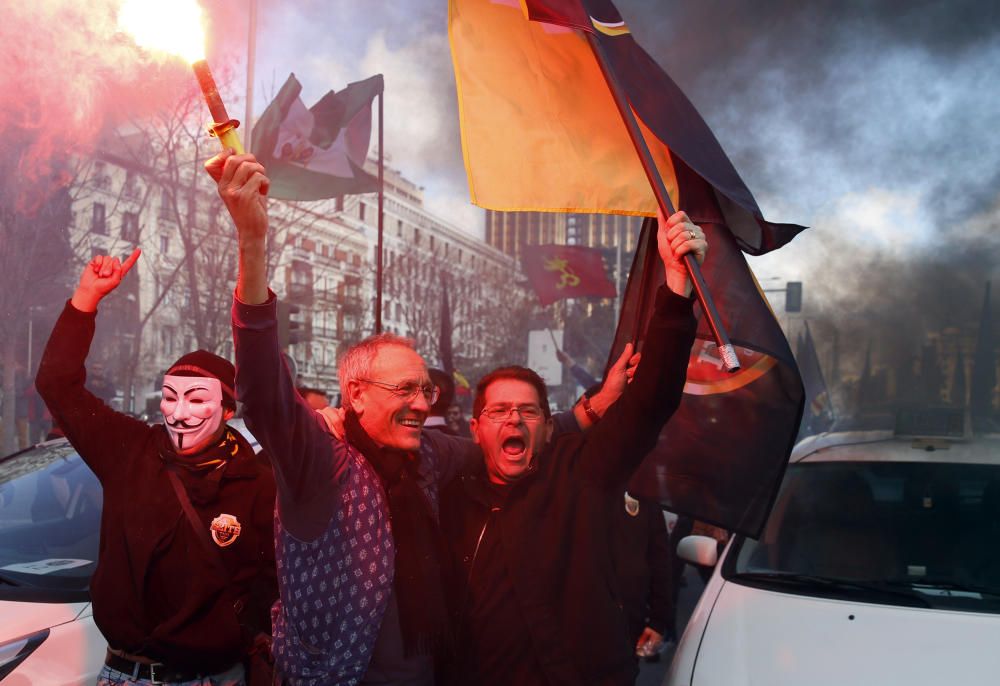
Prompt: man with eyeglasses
<box><xmin>207</xmin><ymin>151</ymin><xmax>629</xmax><ymax>686</ymax></box>
<box><xmin>439</xmin><ymin>208</ymin><xmax>706</xmax><ymax>686</ymax></box>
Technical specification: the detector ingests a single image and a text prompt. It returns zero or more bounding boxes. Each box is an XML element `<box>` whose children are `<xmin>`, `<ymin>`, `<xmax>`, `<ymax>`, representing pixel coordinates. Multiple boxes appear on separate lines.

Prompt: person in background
<box><xmin>556</xmin><ymin>348</ymin><xmax>599</xmax><ymax>391</ymax></box>
<box><xmin>613</xmin><ymin>492</ymin><xmax>673</xmax><ymax>664</ymax></box>
<box><xmin>296</xmin><ymin>386</ymin><xmax>330</xmax><ymax>411</ymax></box>
<box><xmin>445</xmin><ymin>404</ymin><xmax>471</xmax><ymax>438</ymax></box>
<box><xmin>425</xmin><ymin>368</ymin><xmax>457</xmax><ymax>435</ymax></box>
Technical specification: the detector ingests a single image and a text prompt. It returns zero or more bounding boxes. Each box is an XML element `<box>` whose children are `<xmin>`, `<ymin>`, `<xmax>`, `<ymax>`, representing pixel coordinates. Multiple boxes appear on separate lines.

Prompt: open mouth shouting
<box><xmin>502</xmin><ymin>435</ymin><xmax>527</xmax><ymax>459</ymax></box>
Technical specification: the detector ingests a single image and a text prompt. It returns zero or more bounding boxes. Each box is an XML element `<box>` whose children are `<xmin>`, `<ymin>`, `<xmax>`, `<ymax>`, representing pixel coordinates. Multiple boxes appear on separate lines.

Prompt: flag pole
<box><xmin>585</xmin><ymin>33</ymin><xmax>740</xmax><ymax>372</ymax></box>
<box><xmin>614</xmin><ymin>221</ymin><xmax>623</xmax><ymax>322</ymax></box>
<box><xmin>375</xmin><ymin>87</ymin><xmax>385</xmax><ymax>334</ymax></box>
<box><xmin>243</xmin><ymin>0</ymin><xmax>257</xmax><ymax>153</ymax></box>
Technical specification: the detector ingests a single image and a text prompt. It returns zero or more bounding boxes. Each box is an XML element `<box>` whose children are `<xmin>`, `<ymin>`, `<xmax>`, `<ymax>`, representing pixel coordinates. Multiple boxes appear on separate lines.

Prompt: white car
<box><xmin>666</xmin><ymin>422</ymin><xmax>1000</xmax><ymax>686</ymax></box>
<box><xmin>0</xmin><ymin>421</ymin><xmax>260</xmax><ymax>684</ymax></box>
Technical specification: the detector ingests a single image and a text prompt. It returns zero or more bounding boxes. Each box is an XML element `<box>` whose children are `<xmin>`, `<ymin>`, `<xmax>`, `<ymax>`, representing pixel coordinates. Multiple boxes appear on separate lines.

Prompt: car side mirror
<box><xmin>677</xmin><ymin>534</ymin><xmax>718</xmax><ymax>567</ymax></box>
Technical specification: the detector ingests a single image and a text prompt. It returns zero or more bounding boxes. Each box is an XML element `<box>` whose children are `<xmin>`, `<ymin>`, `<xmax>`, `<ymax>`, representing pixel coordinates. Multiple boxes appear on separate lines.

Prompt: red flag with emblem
<box><xmin>522</xmin><ymin>245</ymin><xmax>617</xmax><ymax>306</ymax></box>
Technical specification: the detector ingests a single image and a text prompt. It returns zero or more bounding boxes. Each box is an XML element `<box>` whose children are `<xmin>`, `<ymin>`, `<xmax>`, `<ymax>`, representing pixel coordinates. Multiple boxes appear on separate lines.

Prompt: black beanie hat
<box><xmin>165</xmin><ymin>350</ymin><xmax>236</xmax><ymax>410</ymax></box>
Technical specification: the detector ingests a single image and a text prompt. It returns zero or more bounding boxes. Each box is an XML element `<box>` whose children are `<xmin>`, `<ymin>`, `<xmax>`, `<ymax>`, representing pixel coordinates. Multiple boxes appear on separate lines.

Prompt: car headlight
<box><xmin>0</xmin><ymin>629</ymin><xmax>49</xmax><ymax>680</ymax></box>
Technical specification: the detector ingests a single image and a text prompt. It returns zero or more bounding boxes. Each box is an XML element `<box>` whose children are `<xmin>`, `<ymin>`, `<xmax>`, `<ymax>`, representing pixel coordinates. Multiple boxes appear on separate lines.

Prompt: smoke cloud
<box><xmin>0</xmin><ymin>0</ymin><xmax>250</xmax><ymax>204</ymax></box>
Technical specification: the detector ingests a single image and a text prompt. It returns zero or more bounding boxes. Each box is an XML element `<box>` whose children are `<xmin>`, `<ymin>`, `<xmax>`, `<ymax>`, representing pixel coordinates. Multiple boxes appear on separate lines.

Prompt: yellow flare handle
<box><xmin>208</xmin><ymin>120</ymin><xmax>244</xmax><ymax>154</ymax></box>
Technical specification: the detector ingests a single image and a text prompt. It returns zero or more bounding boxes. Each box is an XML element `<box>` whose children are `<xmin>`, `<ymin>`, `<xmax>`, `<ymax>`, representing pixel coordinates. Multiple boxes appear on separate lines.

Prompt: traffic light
<box><xmin>785</xmin><ymin>281</ymin><xmax>803</xmax><ymax>313</ymax></box>
<box><xmin>277</xmin><ymin>302</ymin><xmax>308</xmax><ymax>348</ymax></box>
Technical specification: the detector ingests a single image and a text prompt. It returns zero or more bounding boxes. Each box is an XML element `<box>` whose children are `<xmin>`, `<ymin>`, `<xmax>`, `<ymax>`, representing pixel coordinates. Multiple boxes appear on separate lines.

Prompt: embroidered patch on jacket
<box><xmin>210</xmin><ymin>513</ymin><xmax>242</xmax><ymax>547</ymax></box>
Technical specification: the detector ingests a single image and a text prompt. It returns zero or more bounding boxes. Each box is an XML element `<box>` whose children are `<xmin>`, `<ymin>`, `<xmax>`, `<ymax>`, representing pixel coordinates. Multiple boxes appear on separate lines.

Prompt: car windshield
<box><xmin>728</xmin><ymin>460</ymin><xmax>1000</xmax><ymax>614</ymax></box>
<box><xmin>0</xmin><ymin>441</ymin><xmax>101</xmax><ymax>601</ymax></box>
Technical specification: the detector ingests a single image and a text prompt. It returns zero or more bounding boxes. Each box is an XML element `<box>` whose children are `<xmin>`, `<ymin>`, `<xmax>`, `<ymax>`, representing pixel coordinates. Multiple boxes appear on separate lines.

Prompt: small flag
<box><xmin>252</xmin><ymin>73</ymin><xmax>382</xmax><ymax>201</ymax></box>
<box><xmin>521</xmin><ymin>244</ymin><xmax>616</xmax><ymax>306</ymax></box>
<box><xmin>453</xmin><ymin>370</ymin><xmax>471</xmax><ymax>397</ymax></box>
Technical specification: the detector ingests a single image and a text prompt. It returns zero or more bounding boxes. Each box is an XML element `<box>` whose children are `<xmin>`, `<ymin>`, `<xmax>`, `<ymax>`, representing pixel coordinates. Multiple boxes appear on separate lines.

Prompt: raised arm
<box><xmin>207</xmin><ymin>150</ymin><xmax>347</xmax><ymax>541</ymax></box>
<box><xmin>36</xmin><ymin>251</ymin><xmax>148</xmax><ymax>485</ymax></box>
<box><xmin>579</xmin><ymin>210</ymin><xmax>705</xmax><ymax>487</ymax></box>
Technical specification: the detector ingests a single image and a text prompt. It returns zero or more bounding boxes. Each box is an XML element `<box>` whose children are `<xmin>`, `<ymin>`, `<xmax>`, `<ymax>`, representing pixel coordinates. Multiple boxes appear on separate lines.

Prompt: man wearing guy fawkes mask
<box><xmin>36</xmin><ymin>250</ymin><xmax>277</xmax><ymax>686</ymax></box>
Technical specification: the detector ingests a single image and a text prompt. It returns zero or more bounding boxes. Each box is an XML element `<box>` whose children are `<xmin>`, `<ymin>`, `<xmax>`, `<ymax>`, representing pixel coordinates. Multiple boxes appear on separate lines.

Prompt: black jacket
<box><xmin>612</xmin><ymin>496</ymin><xmax>672</xmax><ymax>644</ymax></box>
<box><xmin>440</xmin><ymin>287</ymin><xmax>695</xmax><ymax>686</ymax></box>
<box><xmin>36</xmin><ymin>302</ymin><xmax>277</xmax><ymax>672</ymax></box>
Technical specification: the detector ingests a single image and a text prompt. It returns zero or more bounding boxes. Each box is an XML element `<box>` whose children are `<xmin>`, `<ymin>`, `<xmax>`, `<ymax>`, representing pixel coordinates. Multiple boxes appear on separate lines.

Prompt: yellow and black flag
<box><xmin>448</xmin><ymin>0</ymin><xmax>803</xmax><ymax>253</ymax></box>
<box><xmin>449</xmin><ymin>0</ymin><xmax>806</xmax><ymax>535</ymax></box>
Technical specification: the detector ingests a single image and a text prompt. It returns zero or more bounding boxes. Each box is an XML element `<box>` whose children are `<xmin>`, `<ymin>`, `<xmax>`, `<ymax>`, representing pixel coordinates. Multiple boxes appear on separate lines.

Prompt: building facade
<box><xmin>61</xmin><ymin>140</ymin><xmax>515</xmax><ymax>411</ymax></box>
<box><xmin>485</xmin><ymin>210</ymin><xmax>644</xmax><ymax>262</ymax></box>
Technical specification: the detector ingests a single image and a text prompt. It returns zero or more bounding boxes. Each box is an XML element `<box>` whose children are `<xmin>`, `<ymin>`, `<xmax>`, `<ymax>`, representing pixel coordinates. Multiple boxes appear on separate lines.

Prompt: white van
<box><xmin>666</xmin><ymin>422</ymin><xmax>1000</xmax><ymax>686</ymax></box>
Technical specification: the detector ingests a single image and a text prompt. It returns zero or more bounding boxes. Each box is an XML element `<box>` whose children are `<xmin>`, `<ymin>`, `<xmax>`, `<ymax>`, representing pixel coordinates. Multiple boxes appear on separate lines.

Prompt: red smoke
<box><xmin>0</xmin><ymin>0</ymin><xmax>246</xmax><ymax>210</ymax></box>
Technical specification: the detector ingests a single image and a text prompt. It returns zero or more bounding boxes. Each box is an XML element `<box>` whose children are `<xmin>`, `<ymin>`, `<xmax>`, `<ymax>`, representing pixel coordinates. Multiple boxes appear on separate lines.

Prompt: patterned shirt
<box><xmin>271</xmin><ymin>448</ymin><xmax>394</xmax><ymax>686</ymax></box>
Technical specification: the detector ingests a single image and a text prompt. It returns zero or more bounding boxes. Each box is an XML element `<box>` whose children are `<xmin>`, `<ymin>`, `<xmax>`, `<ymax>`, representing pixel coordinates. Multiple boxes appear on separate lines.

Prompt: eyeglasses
<box><xmin>361</xmin><ymin>378</ymin><xmax>440</xmax><ymax>404</ymax></box>
<box><xmin>479</xmin><ymin>404</ymin><xmax>545</xmax><ymax>423</ymax></box>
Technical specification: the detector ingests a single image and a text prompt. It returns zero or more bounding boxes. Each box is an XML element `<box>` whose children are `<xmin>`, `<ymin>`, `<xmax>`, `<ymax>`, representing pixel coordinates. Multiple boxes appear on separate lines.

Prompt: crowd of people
<box><xmin>29</xmin><ymin>149</ymin><xmax>710</xmax><ymax>686</ymax></box>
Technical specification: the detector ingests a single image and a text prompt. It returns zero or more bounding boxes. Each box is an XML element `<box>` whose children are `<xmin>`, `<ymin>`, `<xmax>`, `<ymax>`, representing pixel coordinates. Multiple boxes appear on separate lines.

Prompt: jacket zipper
<box><xmin>458</xmin><ymin>504</ymin><xmax>501</xmax><ymax>630</ymax></box>
<box><xmin>468</xmin><ymin>506</ymin><xmax>500</xmax><ymax>585</ymax></box>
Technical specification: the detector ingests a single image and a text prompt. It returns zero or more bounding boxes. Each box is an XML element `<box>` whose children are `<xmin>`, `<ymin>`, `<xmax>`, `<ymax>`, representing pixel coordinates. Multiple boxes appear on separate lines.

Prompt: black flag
<box><xmin>608</xmin><ymin>158</ymin><xmax>804</xmax><ymax>538</ymax></box>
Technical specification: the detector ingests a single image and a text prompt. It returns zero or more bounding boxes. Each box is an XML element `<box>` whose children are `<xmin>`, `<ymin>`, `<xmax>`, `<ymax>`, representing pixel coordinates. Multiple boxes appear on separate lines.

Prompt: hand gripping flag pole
<box><xmin>584</xmin><ymin>33</ymin><xmax>740</xmax><ymax>372</ymax></box>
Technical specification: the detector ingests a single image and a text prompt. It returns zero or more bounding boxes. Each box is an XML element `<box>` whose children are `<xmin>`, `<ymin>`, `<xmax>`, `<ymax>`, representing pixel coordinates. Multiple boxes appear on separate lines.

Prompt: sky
<box><xmin>246</xmin><ymin>0</ymin><xmax>1000</xmax><ymax>361</ymax></box>
<box><xmin>2</xmin><ymin>0</ymin><xmax>999</xmax><ymax>370</ymax></box>
<box><xmin>244</xmin><ymin>2</ymin><xmax>1000</xmax><ymax>240</ymax></box>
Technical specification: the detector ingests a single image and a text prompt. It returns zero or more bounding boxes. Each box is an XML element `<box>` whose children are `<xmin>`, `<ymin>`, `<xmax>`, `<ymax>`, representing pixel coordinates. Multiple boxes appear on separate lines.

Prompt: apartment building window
<box><xmin>124</xmin><ymin>170</ymin><xmax>140</xmax><ymax>198</ymax></box>
<box><xmin>414</xmin><ymin>228</ymin><xmax>421</xmax><ymax>246</ymax></box>
<box><xmin>91</xmin><ymin>203</ymin><xmax>107</xmax><ymax>234</ymax></box>
<box><xmin>160</xmin><ymin>235</ymin><xmax>169</xmax><ymax>253</ymax></box>
<box><xmin>93</xmin><ymin>161</ymin><xmax>110</xmax><ymax>189</ymax></box>
<box><xmin>161</xmin><ymin>327</ymin><xmax>175</xmax><ymax>356</ymax></box>
<box><xmin>336</xmin><ymin>195</ymin><xmax>344</xmax><ymax>212</ymax></box>
<box><xmin>397</xmin><ymin>219</ymin><xmax>403</xmax><ymax>237</ymax></box>
<box><xmin>359</xmin><ymin>203</ymin><xmax>366</xmax><ymax>222</ymax></box>
<box><xmin>121</xmin><ymin>212</ymin><xmax>139</xmax><ymax>242</ymax></box>
<box><xmin>159</xmin><ymin>188</ymin><xmax>174</xmax><ymax>220</ymax></box>
<box><xmin>344</xmin><ymin>278</ymin><xmax>360</xmax><ymax>300</ymax></box>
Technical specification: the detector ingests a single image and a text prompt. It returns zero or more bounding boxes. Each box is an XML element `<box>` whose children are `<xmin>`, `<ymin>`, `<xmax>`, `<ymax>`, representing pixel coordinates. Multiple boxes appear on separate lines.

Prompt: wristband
<box><xmin>580</xmin><ymin>393</ymin><xmax>601</xmax><ymax>424</ymax></box>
